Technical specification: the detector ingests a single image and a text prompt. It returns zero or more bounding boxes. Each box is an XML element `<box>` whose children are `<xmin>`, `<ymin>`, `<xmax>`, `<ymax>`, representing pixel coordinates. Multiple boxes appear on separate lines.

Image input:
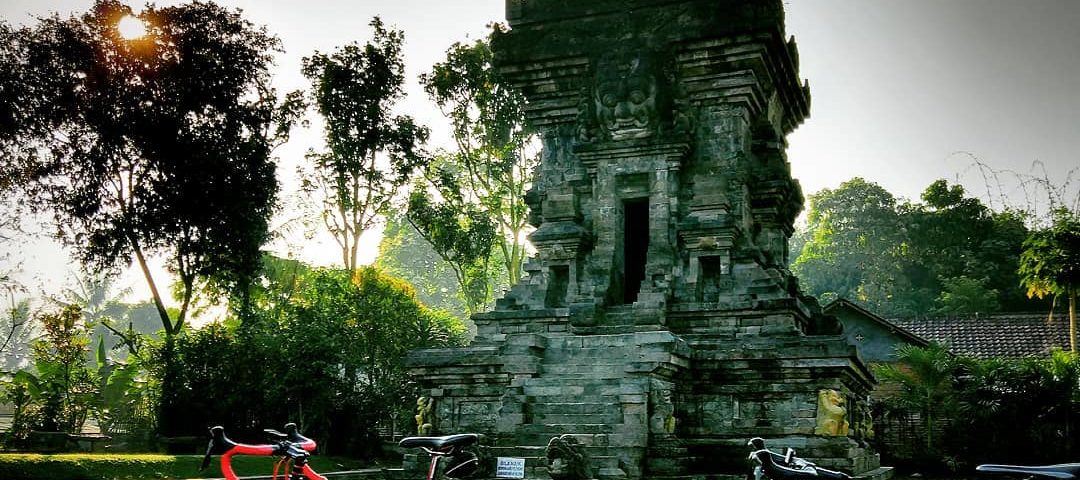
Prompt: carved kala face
<box><xmin>595</xmin><ymin>57</ymin><xmax>657</xmax><ymax>140</ymax></box>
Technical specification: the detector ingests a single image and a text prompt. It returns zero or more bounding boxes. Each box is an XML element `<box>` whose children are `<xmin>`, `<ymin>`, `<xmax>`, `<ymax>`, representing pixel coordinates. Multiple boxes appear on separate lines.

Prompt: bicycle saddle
<box><xmin>399</xmin><ymin>434</ymin><xmax>479</xmax><ymax>451</ymax></box>
<box><xmin>977</xmin><ymin>464</ymin><xmax>1080</xmax><ymax>479</ymax></box>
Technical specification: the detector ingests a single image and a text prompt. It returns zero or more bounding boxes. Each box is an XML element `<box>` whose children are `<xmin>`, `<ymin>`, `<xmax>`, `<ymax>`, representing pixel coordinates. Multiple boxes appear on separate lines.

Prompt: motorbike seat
<box><xmin>399</xmin><ymin>434</ymin><xmax>479</xmax><ymax>452</ymax></box>
<box><xmin>977</xmin><ymin>464</ymin><xmax>1080</xmax><ymax>479</ymax></box>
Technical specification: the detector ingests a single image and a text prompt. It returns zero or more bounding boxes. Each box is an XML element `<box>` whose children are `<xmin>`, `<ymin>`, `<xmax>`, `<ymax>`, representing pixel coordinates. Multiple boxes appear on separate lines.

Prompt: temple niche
<box><xmin>406</xmin><ymin>1</ymin><xmax>891</xmax><ymax>479</ymax></box>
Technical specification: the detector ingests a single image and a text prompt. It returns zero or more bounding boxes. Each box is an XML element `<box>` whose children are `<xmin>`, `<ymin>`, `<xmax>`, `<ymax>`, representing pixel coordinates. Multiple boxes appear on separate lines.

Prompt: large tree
<box><xmin>0</xmin><ymin>0</ymin><xmax>298</xmax><ymax>337</ymax></box>
<box><xmin>1019</xmin><ymin>208</ymin><xmax>1080</xmax><ymax>351</ymax></box>
<box><xmin>792</xmin><ymin>178</ymin><xmax>1033</xmax><ymax>316</ymax></box>
<box><xmin>791</xmin><ymin>178</ymin><xmax>911</xmax><ymax>313</ymax></box>
<box><xmin>376</xmin><ymin>216</ymin><xmax>472</xmax><ymax>321</ymax></box>
<box><xmin>300</xmin><ymin>17</ymin><xmax>428</xmax><ymax>273</ymax></box>
<box><xmin>410</xmin><ymin>35</ymin><xmax>538</xmax><ymax>313</ymax></box>
<box><xmin>902</xmin><ymin>180</ymin><xmax>1031</xmax><ymax>314</ymax></box>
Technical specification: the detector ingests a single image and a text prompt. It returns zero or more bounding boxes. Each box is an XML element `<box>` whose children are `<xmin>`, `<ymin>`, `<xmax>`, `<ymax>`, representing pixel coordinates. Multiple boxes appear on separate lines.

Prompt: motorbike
<box><xmin>977</xmin><ymin>462</ymin><xmax>1080</xmax><ymax>480</ymax></box>
<box><xmin>747</xmin><ymin>437</ymin><xmax>851</xmax><ymax>480</ymax></box>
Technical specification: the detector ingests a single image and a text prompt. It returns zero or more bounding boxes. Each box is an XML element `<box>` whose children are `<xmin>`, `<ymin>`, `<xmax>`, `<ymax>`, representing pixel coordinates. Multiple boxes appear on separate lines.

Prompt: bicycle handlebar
<box><xmin>202</xmin><ymin>423</ymin><xmax>324</xmax><ymax>480</ymax></box>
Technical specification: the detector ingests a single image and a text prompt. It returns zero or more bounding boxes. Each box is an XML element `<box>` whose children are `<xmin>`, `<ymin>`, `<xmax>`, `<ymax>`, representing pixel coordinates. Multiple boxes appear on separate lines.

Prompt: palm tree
<box><xmin>1019</xmin><ymin>208</ymin><xmax>1080</xmax><ymax>352</ymax></box>
<box><xmin>58</xmin><ymin>272</ymin><xmax>140</xmax><ymax>355</ymax></box>
<box><xmin>874</xmin><ymin>343</ymin><xmax>958</xmax><ymax>452</ymax></box>
<box><xmin>1</xmin><ymin>282</ymin><xmax>38</xmax><ymax>371</ymax></box>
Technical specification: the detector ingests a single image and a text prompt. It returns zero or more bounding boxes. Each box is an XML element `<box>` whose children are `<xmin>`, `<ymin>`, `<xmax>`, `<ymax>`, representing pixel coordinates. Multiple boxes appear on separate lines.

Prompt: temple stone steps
<box><xmin>487</xmin><ymin>445</ymin><xmax>624</xmax><ymax>470</ymax></box>
<box><xmin>521</xmin><ymin>386</ymin><xmax>623</xmax><ymax>399</ymax></box>
<box><xmin>644</xmin><ymin>475</ymin><xmax>743</xmax><ymax>480</ymax></box>
<box><xmin>540</xmin><ymin>363</ymin><xmax>627</xmax><ymax>376</ymax></box>
<box><xmin>854</xmin><ymin>467</ymin><xmax>895</xmax><ymax>480</ymax></box>
<box><xmin>518</xmin><ymin>423</ymin><xmax>619</xmax><ymax>435</ymax></box>
<box><xmin>525</xmin><ymin>401</ymin><xmax>621</xmax><ymax>415</ymax></box>
<box><xmin>521</xmin><ymin>379</ymin><xmax>623</xmax><ymax>398</ymax></box>
<box><xmin>527</xmin><ymin>411</ymin><xmax>624</xmax><ymax>425</ymax></box>
<box><xmin>524</xmin><ymin>394</ymin><xmax>621</xmax><ymax>404</ymax></box>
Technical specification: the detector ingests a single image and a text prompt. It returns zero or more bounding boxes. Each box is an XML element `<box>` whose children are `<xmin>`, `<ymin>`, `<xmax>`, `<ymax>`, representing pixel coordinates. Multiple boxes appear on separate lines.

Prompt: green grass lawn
<box><xmin>0</xmin><ymin>453</ymin><xmax>374</xmax><ymax>480</ymax></box>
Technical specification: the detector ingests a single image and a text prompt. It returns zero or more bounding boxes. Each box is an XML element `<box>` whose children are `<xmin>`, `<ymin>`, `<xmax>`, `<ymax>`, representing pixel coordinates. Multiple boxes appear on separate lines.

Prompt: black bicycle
<box><xmin>399</xmin><ymin>433</ymin><xmax>482</xmax><ymax>480</ymax></box>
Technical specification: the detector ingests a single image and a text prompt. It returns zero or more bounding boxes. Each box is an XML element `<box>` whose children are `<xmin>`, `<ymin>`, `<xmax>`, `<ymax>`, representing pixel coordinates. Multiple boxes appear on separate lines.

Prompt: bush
<box><xmin>875</xmin><ymin>346</ymin><xmax>1080</xmax><ymax>470</ymax></box>
<box><xmin>158</xmin><ymin>265</ymin><xmax>467</xmax><ymax>457</ymax></box>
<box><xmin>948</xmin><ymin>350</ymin><xmax>1080</xmax><ymax>467</ymax></box>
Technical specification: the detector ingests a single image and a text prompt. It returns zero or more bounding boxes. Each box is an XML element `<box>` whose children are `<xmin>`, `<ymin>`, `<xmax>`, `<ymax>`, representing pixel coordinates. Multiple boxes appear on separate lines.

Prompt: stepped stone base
<box><xmin>855</xmin><ymin>467</ymin><xmax>896</xmax><ymax>480</ymax></box>
<box><xmin>408</xmin><ymin>308</ymin><xmax>879</xmax><ymax>480</ymax></box>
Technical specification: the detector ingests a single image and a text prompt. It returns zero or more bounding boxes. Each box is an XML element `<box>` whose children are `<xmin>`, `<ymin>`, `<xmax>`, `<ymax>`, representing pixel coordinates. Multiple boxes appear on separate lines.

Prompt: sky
<box><xmin>1</xmin><ymin>0</ymin><xmax>1078</xmax><ymax>305</ymax></box>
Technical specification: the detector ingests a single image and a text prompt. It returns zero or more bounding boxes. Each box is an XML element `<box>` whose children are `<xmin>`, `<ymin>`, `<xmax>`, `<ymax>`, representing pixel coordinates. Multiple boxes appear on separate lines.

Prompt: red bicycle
<box><xmin>200</xmin><ymin>423</ymin><xmax>326</xmax><ymax>480</ymax></box>
<box><xmin>201</xmin><ymin>423</ymin><xmax>481</xmax><ymax>480</ymax></box>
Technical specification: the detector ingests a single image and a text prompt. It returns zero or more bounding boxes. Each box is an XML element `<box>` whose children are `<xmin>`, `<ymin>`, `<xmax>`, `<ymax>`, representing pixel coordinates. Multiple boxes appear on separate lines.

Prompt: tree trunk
<box><xmin>1070</xmin><ymin>291</ymin><xmax>1077</xmax><ymax>353</ymax></box>
<box><xmin>129</xmin><ymin>237</ymin><xmax>173</xmax><ymax>334</ymax></box>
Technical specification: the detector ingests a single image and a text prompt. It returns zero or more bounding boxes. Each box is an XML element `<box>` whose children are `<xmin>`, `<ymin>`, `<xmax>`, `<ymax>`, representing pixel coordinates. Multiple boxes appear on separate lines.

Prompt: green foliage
<box><xmin>30</xmin><ymin>305</ymin><xmax>97</xmax><ymax>433</ymax></box>
<box><xmin>409</xmin><ymin>33</ymin><xmax>538</xmax><ymax>314</ymax></box>
<box><xmin>948</xmin><ymin>350</ymin><xmax>1080</xmax><ymax>466</ymax></box>
<box><xmin>376</xmin><ymin>216</ymin><xmax>471</xmax><ymax>321</ymax></box>
<box><xmin>792</xmin><ymin>178</ymin><xmax>1033</xmax><ymax>316</ymax></box>
<box><xmin>162</xmin><ymin>262</ymin><xmax>466</xmax><ymax>456</ymax></box>
<box><xmin>1</xmin><ymin>372</ymin><xmax>39</xmax><ymax>444</ymax></box>
<box><xmin>935</xmin><ymin>276</ymin><xmax>1000</xmax><ymax>314</ymax></box>
<box><xmin>874</xmin><ymin>343</ymin><xmax>957</xmax><ymax>452</ymax></box>
<box><xmin>58</xmin><ymin>272</ymin><xmax>152</xmax><ymax>358</ymax></box>
<box><xmin>2</xmin><ymin>305</ymin><xmax>98</xmax><ymax>438</ymax></box>
<box><xmin>792</xmin><ymin>178</ymin><xmax>911</xmax><ymax>313</ymax></box>
<box><xmin>155</xmin><ymin>323</ymin><xmax>251</xmax><ymax>440</ymax></box>
<box><xmin>1</xmin><ymin>290</ymin><xmax>36</xmax><ymax>371</ymax></box>
<box><xmin>96</xmin><ymin>354</ymin><xmax>157</xmax><ymax>436</ymax></box>
<box><xmin>0</xmin><ymin>453</ymin><xmax>367</xmax><ymax>480</ymax></box>
<box><xmin>875</xmin><ymin>346</ymin><xmax>1080</xmax><ymax>469</ymax></box>
<box><xmin>406</xmin><ymin>190</ymin><xmax>498</xmax><ymax>316</ymax></box>
<box><xmin>0</xmin><ymin>1</ymin><xmax>297</xmax><ymax>336</ymax></box>
<box><xmin>300</xmin><ymin>17</ymin><xmax>429</xmax><ymax>272</ymax></box>
<box><xmin>1</xmin><ymin>298</ymin><xmax>158</xmax><ymax>444</ymax></box>
<box><xmin>1019</xmin><ymin>207</ymin><xmax>1080</xmax><ymax>350</ymax></box>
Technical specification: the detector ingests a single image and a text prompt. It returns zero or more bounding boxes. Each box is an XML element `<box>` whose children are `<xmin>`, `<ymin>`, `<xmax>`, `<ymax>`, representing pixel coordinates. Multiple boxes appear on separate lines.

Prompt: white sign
<box><xmin>496</xmin><ymin>457</ymin><xmax>526</xmax><ymax>479</ymax></box>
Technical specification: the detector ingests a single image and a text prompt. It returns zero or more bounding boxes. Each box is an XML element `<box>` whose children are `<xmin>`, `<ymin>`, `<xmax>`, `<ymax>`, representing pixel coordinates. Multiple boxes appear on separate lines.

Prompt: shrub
<box><xmin>875</xmin><ymin>345</ymin><xmax>1080</xmax><ymax>470</ymax></box>
<box><xmin>159</xmin><ymin>266</ymin><xmax>467</xmax><ymax>457</ymax></box>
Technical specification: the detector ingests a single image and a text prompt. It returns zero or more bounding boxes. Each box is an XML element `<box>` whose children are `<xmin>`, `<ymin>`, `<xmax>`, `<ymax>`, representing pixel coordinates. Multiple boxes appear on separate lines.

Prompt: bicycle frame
<box><xmin>202</xmin><ymin>424</ymin><xmax>326</xmax><ymax>480</ymax></box>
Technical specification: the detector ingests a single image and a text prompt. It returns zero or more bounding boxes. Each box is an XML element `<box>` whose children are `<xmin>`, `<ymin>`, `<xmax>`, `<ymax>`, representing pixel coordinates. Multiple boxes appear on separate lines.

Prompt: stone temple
<box><xmin>406</xmin><ymin>1</ymin><xmax>888</xmax><ymax>479</ymax></box>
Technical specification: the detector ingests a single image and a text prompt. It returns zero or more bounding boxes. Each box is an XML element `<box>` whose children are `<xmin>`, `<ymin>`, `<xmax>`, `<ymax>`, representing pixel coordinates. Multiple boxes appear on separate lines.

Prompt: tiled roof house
<box><xmin>824</xmin><ymin>298</ymin><xmax>1071</xmax><ymax>360</ymax></box>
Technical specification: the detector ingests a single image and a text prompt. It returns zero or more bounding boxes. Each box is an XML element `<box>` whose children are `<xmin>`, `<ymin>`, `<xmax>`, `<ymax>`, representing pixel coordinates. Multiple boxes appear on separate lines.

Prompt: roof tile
<box><xmin>890</xmin><ymin>313</ymin><xmax>1071</xmax><ymax>358</ymax></box>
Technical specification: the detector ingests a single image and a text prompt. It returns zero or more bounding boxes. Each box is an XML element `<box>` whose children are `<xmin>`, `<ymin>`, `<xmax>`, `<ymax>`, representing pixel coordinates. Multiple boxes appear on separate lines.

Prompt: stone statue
<box><xmin>852</xmin><ymin>402</ymin><xmax>874</xmax><ymax>441</ymax></box>
<box><xmin>649</xmin><ymin>379</ymin><xmax>677</xmax><ymax>435</ymax></box>
<box><xmin>415</xmin><ymin>396</ymin><xmax>435</xmax><ymax>435</ymax></box>
<box><xmin>594</xmin><ymin>53</ymin><xmax>658</xmax><ymax>141</ymax></box>
<box><xmin>814</xmin><ymin>390</ymin><xmax>849</xmax><ymax>436</ymax></box>
<box><xmin>545</xmin><ymin>434</ymin><xmax>594</xmax><ymax>480</ymax></box>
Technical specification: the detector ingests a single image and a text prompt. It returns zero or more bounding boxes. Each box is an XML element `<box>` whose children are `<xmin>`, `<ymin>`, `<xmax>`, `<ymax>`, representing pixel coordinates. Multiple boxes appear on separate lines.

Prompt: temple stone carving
<box><xmin>406</xmin><ymin>1</ymin><xmax>890</xmax><ymax>479</ymax></box>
